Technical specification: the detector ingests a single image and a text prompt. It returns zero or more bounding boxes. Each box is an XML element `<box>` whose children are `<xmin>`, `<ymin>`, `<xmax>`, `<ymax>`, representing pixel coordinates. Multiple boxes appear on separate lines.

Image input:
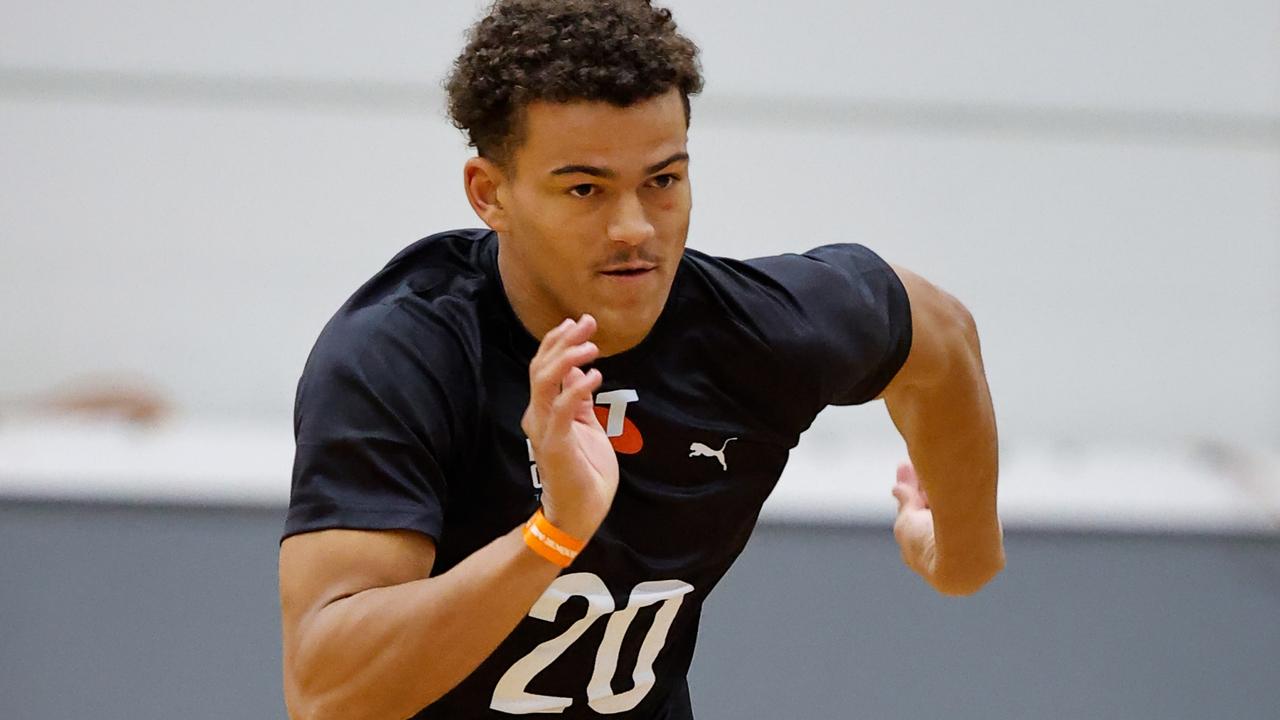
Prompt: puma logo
<box><xmin>688</xmin><ymin>438</ymin><xmax>738</xmax><ymax>471</ymax></box>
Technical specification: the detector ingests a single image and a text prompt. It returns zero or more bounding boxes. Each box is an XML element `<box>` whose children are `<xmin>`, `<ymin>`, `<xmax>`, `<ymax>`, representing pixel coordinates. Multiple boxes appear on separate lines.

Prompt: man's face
<box><xmin>492</xmin><ymin>89</ymin><xmax>692</xmax><ymax>355</ymax></box>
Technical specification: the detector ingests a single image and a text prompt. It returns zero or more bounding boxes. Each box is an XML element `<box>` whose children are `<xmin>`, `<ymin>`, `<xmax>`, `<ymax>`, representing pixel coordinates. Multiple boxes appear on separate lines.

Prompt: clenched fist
<box><xmin>891</xmin><ymin>462</ymin><xmax>938</xmax><ymax>583</ymax></box>
<box><xmin>892</xmin><ymin>462</ymin><xmax>1005</xmax><ymax>596</ymax></box>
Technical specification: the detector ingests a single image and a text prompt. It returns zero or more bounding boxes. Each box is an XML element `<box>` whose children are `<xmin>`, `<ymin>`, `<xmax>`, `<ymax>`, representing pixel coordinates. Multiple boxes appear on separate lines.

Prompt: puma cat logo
<box><xmin>688</xmin><ymin>438</ymin><xmax>738</xmax><ymax>471</ymax></box>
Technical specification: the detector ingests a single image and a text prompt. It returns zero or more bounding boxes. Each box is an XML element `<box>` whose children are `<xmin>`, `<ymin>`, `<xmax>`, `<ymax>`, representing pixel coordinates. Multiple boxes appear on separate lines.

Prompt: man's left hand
<box><xmin>891</xmin><ymin>462</ymin><xmax>939</xmax><ymax>585</ymax></box>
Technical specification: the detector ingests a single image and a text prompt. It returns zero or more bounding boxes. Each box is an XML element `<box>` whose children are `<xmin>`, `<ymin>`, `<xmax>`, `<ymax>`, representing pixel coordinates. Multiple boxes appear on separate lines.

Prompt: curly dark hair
<box><xmin>446</xmin><ymin>0</ymin><xmax>703</xmax><ymax>168</ymax></box>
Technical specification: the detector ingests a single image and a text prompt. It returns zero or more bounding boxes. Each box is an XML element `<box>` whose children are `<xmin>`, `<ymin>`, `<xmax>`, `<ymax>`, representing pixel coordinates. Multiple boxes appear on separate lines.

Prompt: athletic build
<box><xmin>279</xmin><ymin>3</ymin><xmax>1004</xmax><ymax>719</ymax></box>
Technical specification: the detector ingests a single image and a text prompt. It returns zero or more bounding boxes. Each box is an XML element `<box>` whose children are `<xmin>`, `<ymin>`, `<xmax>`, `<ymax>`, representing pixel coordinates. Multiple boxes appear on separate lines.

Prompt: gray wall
<box><xmin>3</xmin><ymin>500</ymin><xmax>1277</xmax><ymax>719</ymax></box>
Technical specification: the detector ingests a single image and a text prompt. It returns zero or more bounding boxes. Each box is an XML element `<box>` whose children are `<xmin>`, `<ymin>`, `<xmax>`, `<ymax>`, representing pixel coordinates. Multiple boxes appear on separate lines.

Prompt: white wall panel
<box><xmin>680</xmin><ymin>0</ymin><xmax>1280</xmax><ymax>116</ymax></box>
<box><xmin>0</xmin><ymin>1</ymin><xmax>489</xmax><ymax>84</ymax></box>
<box><xmin>688</xmin><ymin>121</ymin><xmax>1280</xmax><ymax>445</ymax></box>
<box><xmin>3</xmin><ymin>1</ymin><xmax>1277</xmax><ymax>116</ymax></box>
<box><xmin>0</xmin><ymin>99</ymin><xmax>478</xmax><ymax>418</ymax></box>
<box><xmin>3</xmin><ymin>98</ymin><xmax>1276</xmax><ymax>445</ymax></box>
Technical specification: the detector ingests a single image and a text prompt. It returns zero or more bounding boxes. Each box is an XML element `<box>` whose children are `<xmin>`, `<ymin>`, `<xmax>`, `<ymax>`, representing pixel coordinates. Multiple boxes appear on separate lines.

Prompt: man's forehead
<box><xmin>516</xmin><ymin>92</ymin><xmax>688</xmax><ymax>174</ymax></box>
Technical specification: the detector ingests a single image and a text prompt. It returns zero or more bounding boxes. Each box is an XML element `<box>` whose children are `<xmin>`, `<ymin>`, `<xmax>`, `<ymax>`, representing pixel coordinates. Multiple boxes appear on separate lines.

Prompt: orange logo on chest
<box><xmin>593</xmin><ymin>389</ymin><xmax>643</xmax><ymax>455</ymax></box>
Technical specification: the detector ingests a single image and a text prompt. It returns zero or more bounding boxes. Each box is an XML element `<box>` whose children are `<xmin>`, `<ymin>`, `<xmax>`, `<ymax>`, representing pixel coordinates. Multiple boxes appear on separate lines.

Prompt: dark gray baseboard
<box><xmin>2</xmin><ymin>501</ymin><xmax>1277</xmax><ymax>719</ymax></box>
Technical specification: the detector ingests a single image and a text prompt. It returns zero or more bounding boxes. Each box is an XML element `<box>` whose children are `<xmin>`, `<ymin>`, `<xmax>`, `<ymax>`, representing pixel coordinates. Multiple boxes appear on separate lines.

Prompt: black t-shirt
<box><xmin>285</xmin><ymin>229</ymin><xmax>912</xmax><ymax>719</ymax></box>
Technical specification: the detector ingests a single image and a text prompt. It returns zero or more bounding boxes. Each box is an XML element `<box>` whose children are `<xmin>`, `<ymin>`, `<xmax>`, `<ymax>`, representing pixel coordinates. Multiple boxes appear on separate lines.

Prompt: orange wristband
<box><xmin>522</xmin><ymin>509</ymin><xmax>587</xmax><ymax>568</ymax></box>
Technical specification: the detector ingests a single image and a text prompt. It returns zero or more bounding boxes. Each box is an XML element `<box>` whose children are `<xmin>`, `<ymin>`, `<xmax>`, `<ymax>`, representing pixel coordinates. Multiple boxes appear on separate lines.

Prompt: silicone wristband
<box><xmin>522</xmin><ymin>509</ymin><xmax>587</xmax><ymax>568</ymax></box>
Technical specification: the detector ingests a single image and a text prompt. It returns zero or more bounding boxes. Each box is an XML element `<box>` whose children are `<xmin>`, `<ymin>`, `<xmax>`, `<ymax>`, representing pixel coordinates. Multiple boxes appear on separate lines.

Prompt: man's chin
<box><xmin>589</xmin><ymin>303</ymin><xmax>665</xmax><ymax>356</ymax></box>
<box><xmin>581</xmin><ymin>269</ymin><xmax>675</xmax><ymax>353</ymax></box>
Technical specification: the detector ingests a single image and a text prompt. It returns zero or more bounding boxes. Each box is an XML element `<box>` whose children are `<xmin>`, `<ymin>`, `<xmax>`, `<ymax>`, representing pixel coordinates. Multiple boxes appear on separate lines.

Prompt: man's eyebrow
<box><xmin>644</xmin><ymin>152</ymin><xmax>689</xmax><ymax>175</ymax></box>
<box><xmin>548</xmin><ymin>152</ymin><xmax>690</xmax><ymax>179</ymax></box>
<box><xmin>550</xmin><ymin>164</ymin><xmax>615</xmax><ymax>179</ymax></box>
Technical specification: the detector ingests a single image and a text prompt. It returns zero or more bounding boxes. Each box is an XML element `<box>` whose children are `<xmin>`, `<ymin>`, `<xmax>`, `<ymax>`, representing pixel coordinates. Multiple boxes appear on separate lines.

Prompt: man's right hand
<box><xmin>521</xmin><ymin>314</ymin><xmax>619</xmax><ymax>540</ymax></box>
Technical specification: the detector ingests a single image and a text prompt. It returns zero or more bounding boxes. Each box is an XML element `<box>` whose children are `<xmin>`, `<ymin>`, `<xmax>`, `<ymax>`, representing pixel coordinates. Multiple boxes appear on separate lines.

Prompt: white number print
<box><xmin>585</xmin><ymin>579</ymin><xmax>692</xmax><ymax>714</ymax></box>
<box><xmin>490</xmin><ymin>573</ymin><xmax>694</xmax><ymax>715</ymax></box>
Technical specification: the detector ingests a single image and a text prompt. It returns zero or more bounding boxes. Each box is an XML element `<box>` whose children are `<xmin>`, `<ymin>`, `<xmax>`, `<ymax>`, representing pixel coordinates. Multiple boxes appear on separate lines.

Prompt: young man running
<box><xmin>279</xmin><ymin>2</ymin><xmax>1004</xmax><ymax>718</ymax></box>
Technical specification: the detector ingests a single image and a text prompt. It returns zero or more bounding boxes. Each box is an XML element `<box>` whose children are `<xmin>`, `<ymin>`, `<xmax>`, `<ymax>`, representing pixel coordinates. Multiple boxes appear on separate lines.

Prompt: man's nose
<box><xmin>607</xmin><ymin>192</ymin><xmax>656</xmax><ymax>246</ymax></box>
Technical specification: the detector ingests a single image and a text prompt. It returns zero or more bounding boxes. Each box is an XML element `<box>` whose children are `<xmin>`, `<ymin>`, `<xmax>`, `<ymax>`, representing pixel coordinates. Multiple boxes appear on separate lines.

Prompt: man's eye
<box><xmin>650</xmin><ymin>174</ymin><xmax>680</xmax><ymax>189</ymax></box>
<box><xmin>568</xmin><ymin>184</ymin><xmax>596</xmax><ymax>198</ymax></box>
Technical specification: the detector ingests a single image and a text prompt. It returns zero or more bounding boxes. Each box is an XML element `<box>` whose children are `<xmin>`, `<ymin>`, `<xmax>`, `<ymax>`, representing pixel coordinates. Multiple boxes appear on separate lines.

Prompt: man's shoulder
<box><xmin>674</xmin><ymin>244</ymin><xmax>830</xmax><ymax>316</ymax></box>
<box><xmin>681</xmin><ymin>242</ymin><xmax>884</xmax><ymax>280</ymax></box>
<box><xmin>677</xmin><ymin>242</ymin><xmax>891</xmax><ymax>307</ymax></box>
<box><xmin>669</xmin><ymin>241</ymin><xmax>899</xmax><ymax>362</ymax></box>
<box><xmin>383</xmin><ymin>228</ymin><xmax>495</xmax><ymax>278</ymax></box>
<box><xmin>347</xmin><ymin>228</ymin><xmax>495</xmax><ymax>312</ymax></box>
<box><xmin>301</xmin><ymin>229</ymin><xmax>497</xmax><ymax>396</ymax></box>
<box><xmin>323</xmin><ymin>228</ymin><xmax>493</xmax><ymax>333</ymax></box>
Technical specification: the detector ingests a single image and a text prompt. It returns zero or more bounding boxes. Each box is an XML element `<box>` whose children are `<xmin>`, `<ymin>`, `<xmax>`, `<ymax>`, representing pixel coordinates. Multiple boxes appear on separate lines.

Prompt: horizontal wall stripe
<box><xmin>3</xmin><ymin>66</ymin><xmax>1277</xmax><ymax>150</ymax></box>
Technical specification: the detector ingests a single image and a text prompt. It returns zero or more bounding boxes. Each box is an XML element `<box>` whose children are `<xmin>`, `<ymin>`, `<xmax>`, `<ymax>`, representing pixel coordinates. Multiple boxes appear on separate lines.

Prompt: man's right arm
<box><xmin>280</xmin><ymin>314</ymin><xmax>615</xmax><ymax>720</ymax></box>
<box><xmin>279</xmin><ymin>526</ymin><xmax>559</xmax><ymax>720</ymax></box>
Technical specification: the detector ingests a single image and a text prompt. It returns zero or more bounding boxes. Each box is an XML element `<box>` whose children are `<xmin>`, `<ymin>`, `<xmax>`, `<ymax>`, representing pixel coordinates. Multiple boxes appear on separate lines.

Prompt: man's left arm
<box><xmin>878</xmin><ymin>264</ymin><xmax>1005</xmax><ymax>596</ymax></box>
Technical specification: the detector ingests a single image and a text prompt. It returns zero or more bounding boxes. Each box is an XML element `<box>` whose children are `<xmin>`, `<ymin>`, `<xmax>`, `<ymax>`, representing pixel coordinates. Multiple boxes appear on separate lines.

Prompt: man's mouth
<box><xmin>599</xmin><ymin>264</ymin><xmax>657</xmax><ymax>277</ymax></box>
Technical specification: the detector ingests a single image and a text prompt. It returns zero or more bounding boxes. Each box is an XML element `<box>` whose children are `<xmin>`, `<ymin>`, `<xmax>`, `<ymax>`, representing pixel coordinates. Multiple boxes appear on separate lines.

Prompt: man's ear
<box><xmin>464</xmin><ymin>157</ymin><xmax>510</xmax><ymax>232</ymax></box>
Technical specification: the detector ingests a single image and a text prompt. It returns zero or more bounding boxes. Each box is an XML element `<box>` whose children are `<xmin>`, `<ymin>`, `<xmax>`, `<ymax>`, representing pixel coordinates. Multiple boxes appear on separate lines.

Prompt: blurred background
<box><xmin>2</xmin><ymin>1</ymin><xmax>1277</xmax><ymax>718</ymax></box>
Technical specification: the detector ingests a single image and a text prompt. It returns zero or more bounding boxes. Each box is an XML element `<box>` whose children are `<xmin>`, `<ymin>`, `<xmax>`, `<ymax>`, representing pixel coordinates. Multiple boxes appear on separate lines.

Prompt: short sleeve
<box><xmin>746</xmin><ymin>243</ymin><xmax>912</xmax><ymax>407</ymax></box>
<box><xmin>283</xmin><ymin>303</ymin><xmax>471</xmax><ymax>542</ymax></box>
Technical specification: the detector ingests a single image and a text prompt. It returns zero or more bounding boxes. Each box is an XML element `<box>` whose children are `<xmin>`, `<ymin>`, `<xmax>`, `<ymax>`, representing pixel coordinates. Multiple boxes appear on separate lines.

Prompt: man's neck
<box><xmin>495</xmin><ymin>244</ymin><xmax>559</xmax><ymax>341</ymax></box>
<box><xmin>496</xmin><ymin>242</ymin><xmax>643</xmax><ymax>357</ymax></box>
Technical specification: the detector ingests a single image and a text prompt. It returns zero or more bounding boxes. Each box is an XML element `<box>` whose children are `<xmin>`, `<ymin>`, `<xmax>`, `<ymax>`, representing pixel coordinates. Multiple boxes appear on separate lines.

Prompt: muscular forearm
<box><xmin>885</xmin><ymin>317</ymin><xmax>1004</xmax><ymax>595</ymax></box>
<box><xmin>286</xmin><ymin>527</ymin><xmax>559</xmax><ymax>720</ymax></box>
<box><xmin>283</xmin><ymin>315</ymin><xmax>617</xmax><ymax>720</ymax></box>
